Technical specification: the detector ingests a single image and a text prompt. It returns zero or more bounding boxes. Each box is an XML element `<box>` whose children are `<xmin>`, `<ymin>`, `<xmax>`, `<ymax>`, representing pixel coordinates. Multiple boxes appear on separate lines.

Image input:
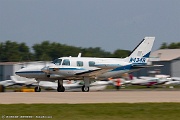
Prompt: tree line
<box><xmin>0</xmin><ymin>41</ymin><xmax>130</xmax><ymax>62</ymax></box>
<box><xmin>1</xmin><ymin>41</ymin><xmax>179</xmax><ymax>62</ymax></box>
<box><xmin>160</xmin><ymin>42</ymin><xmax>180</xmax><ymax>49</ymax></box>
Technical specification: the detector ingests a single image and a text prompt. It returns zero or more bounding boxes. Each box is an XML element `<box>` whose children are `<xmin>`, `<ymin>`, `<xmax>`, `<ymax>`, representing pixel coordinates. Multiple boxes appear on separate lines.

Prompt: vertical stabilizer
<box><xmin>124</xmin><ymin>37</ymin><xmax>155</xmax><ymax>65</ymax></box>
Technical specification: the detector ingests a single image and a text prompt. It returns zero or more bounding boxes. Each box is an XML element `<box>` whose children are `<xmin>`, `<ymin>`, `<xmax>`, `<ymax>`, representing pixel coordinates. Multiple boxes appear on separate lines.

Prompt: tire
<box><xmin>57</xmin><ymin>86</ymin><xmax>65</xmax><ymax>92</ymax></box>
<box><xmin>82</xmin><ymin>85</ymin><xmax>89</xmax><ymax>92</ymax></box>
<box><xmin>0</xmin><ymin>85</ymin><xmax>5</xmax><ymax>92</ymax></box>
<box><xmin>35</xmin><ymin>86</ymin><xmax>41</xmax><ymax>92</ymax></box>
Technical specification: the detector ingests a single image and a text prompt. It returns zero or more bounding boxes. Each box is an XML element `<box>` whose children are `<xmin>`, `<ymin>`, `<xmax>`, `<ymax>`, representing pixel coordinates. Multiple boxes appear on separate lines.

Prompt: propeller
<box><xmin>41</xmin><ymin>61</ymin><xmax>50</xmax><ymax>73</ymax></box>
<box><xmin>41</xmin><ymin>61</ymin><xmax>60</xmax><ymax>74</ymax></box>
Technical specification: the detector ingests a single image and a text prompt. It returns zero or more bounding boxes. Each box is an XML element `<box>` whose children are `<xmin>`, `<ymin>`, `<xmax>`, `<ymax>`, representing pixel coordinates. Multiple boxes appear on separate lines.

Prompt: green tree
<box><xmin>32</xmin><ymin>41</ymin><xmax>82</xmax><ymax>61</ymax></box>
<box><xmin>32</xmin><ymin>41</ymin><xmax>52</xmax><ymax>61</ymax></box>
<box><xmin>159</xmin><ymin>42</ymin><xmax>180</xmax><ymax>49</ymax></box>
<box><xmin>160</xmin><ymin>42</ymin><xmax>168</xmax><ymax>49</ymax></box>
<box><xmin>168</xmin><ymin>42</ymin><xmax>180</xmax><ymax>49</ymax></box>
<box><xmin>82</xmin><ymin>47</ymin><xmax>111</xmax><ymax>57</ymax></box>
<box><xmin>0</xmin><ymin>41</ymin><xmax>31</xmax><ymax>62</ymax></box>
<box><xmin>113</xmin><ymin>49</ymin><xmax>131</xmax><ymax>58</ymax></box>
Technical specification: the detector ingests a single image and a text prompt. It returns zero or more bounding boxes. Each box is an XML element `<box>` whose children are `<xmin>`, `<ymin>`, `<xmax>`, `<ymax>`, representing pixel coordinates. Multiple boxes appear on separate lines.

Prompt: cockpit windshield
<box><xmin>52</xmin><ymin>59</ymin><xmax>62</xmax><ymax>65</ymax></box>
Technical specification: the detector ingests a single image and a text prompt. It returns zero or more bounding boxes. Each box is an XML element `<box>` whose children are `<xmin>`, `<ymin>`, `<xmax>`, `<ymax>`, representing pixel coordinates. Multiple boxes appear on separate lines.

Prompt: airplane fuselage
<box><xmin>16</xmin><ymin>57</ymin><xmax>134</xmax><ymax>81</ymax></box>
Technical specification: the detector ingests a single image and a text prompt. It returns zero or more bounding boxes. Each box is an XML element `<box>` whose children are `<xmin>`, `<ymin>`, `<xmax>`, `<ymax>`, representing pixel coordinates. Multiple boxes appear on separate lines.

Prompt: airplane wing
<box><xmin>75</xmin><ymin>68</ymin><xmax>113</xmax><ymax>77</ymax></box>
<box><xmin>77</xmin><ymin>63</ymin><xmax>122</xmax><ymax>77</ymax></box>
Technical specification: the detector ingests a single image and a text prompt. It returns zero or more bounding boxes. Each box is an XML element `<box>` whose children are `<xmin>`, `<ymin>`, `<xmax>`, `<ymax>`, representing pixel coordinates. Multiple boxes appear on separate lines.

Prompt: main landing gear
<box><xmin>34</xmin><ymin>78</ymin><xmax>90</xmax><ymax>92</ymax></box>
<box><xmin>57</xmin><ymin>80</ymin><xmax>65</xmax><ymax>92</ymax></box>
<box><xmin>81</xmin><ymin>77</ymin><xmax>90</xmax><ymax>92</ymax></box>
<box><xmin>34</xmin><ymin>79</ymin><xmax>65</xmax><ymax>92</ymax></box>
<box><xmin>0</xmin><ymin>85</ymin><xmax>5</xmax><ymax>92</ymax></box>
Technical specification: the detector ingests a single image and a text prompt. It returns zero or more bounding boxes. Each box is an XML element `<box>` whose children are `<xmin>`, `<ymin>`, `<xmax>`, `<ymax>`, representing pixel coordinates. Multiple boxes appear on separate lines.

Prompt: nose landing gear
<box><xmin>35</xmin><ymin>86</ymin><xmax>41</xmax><ymax>92</ymax></box>
<box><xmin>34</xmin><ymin>80</ymin><xmax>41</xmax><ymax>92</ymax></box>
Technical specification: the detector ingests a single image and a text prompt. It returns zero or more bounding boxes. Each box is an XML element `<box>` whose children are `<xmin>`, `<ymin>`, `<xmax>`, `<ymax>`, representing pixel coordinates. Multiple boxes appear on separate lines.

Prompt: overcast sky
<box><xmin>0</xmin><ymin>0</ymin><xmax>180</xmax><ymax>53</ymax></box>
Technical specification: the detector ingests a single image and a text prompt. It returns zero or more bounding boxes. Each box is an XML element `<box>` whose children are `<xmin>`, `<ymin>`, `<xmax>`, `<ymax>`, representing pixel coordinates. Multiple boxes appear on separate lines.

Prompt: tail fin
<box><xmin>124</xmin><ymin>37</ymin><xmax>155</xmax><ymax>65</ymax></box>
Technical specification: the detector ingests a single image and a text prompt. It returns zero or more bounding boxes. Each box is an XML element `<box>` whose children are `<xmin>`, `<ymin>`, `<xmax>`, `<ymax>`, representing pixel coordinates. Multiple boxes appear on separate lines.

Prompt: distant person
<box><xmin>115</xmin><ymin>78</ymin><xmax>121</xmax><ymax>90</ymax></box>
<box><xmin>129</xmin><ymin>74</ymin><xmax>133</xmax><ymax>80</ymax></box>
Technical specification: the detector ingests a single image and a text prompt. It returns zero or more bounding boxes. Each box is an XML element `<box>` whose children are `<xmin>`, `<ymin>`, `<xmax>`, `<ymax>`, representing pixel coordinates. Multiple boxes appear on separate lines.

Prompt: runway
<box><xmin>0</xmin><ymin>91</ymin><xmax>180</xmax><ymax>104</ymax></box>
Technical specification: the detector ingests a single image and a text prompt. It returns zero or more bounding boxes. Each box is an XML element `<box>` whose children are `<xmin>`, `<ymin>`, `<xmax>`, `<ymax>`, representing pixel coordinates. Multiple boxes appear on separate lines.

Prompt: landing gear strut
<box><xmin>82</xmin><ymin>77</ymin><xmax>90</xmax><ymax>92</ymax></box>
<box><xmin>34</xmin><ymin>80</ymin><xmax>41</xmax><ymax>92</ymax></box>
<box><xmin>57</xmin><ymin>80</ymin><xmax>65</xmax><ymax>92</ymax></box>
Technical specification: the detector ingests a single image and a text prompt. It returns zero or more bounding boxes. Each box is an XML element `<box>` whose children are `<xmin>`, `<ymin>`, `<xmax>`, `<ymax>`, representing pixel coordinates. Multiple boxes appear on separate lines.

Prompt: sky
<box><xmin>0</xmin><ymin>0</ymin><xmax>180</xmax><ymax>53</ymax></box>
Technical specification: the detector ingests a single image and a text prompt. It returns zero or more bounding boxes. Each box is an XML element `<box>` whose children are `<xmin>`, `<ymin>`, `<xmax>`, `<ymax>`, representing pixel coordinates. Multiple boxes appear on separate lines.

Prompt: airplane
<box><xmin>164</xmin><ymin>77</ymin><xmax>180</xmax><ymax>87</ymax></box>
<box><xmin>0</xmin><ymin>80</ymin><xmax>14</xmax><ymax>87</ymax></box>
<box><xmin>0</xmin><ymin>75</ymin><xmax>37</xmax><ymax>92</ymax></box>
<box><xmin>10</xmin><ymin>75</ymin><xmax>37</xmax><ymax>86</ymax></box>
<box><xmin>0</xmin><ymin>76</ymin><xmax>36</xmax><ymax>88</ymax></box>
<box><xmin>164</xmin><ymin>81</ymin><xmax>180</xmax><ymax>86</ymax></box>
<box><xmin>15</xmin><ymin>37</ymin><xmax>155</xmax><ymax>92</ymax></box>
<box><xmin>130</xmin><ymin>76</ymin><xmax>169</xmax><ymax>87</ymax></box>
<box><xmin>39</xmin><ymin>80</ymin><xmax>110</xmax><ymax>91</ymax></box>
<box><xmin>171</xmin><ymin>77</ymin><xmax>180</xmax><ymax>81</ymax></box>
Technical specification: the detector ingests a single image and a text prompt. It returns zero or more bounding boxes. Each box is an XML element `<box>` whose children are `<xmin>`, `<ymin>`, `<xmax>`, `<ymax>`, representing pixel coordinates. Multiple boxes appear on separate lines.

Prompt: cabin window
<box><xmin>77</xmin><ymin>61</ymin><xmax>83</xmax><ymax>67</ymax></box>
<box><xmin>89</xmin><ymin>61</ymin><xmax>95</xmax><ymax>67</ymax></box>
<box><xmin>52</xmin><ymin>59</ymin><xmax>62</xmax><ymax>65</ymax></box>
<box><xmin>62</xmin><ymin>59</ymin><xmax>70</xmax><ymax>66</ymax></box>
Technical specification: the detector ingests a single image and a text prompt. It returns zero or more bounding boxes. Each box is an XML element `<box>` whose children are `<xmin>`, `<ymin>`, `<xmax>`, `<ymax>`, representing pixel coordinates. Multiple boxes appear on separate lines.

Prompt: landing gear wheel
<box><xmin>35</xmin><ymin>86</ymin><xmax>41</xmax><ymax>92</ymax></box>
<box><xmin>0</xmin><ymin>85</ymin><xmax>5</xmax><ymax>92</ymax></box>
<box><xmin>82</xmin><ymin>85</ymin><xmax>89</xmax><ymax>92</ymax></box>
<box><xmin>57</xmin><ymin>86</ymin><xmax>65</xmax><ymax>92</ymax></box>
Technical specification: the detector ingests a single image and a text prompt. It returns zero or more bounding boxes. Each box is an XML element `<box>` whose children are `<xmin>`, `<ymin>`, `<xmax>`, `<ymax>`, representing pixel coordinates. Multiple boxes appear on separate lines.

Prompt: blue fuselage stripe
<box><xmin>49</xmin><ymin>68</ymin><xmax>85</xmax><ymax>71</ymax></box>
<box><xmin>111</xmin><ymin>64</ymin><xmax>132</xmax><ymax>71</ymax></box>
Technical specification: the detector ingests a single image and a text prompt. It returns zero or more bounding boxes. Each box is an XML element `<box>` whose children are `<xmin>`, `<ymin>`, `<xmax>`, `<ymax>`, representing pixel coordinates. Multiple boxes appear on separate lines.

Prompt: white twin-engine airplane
<box><xmin>15</xmin><ymin>37</ymin><xmax>155</xmax><ymax>92</ymax></box>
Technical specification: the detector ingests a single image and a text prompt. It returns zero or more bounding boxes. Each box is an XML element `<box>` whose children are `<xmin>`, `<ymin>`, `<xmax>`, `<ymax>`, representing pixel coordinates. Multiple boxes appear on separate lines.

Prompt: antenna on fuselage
<box><xmin>78</xmin><ymin>53</ymin><xmax>82</xmax><ymax>58</ymax></box>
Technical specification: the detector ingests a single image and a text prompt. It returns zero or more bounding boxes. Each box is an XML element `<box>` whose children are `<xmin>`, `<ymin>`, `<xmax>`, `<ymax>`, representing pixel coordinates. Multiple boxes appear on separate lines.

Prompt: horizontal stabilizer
<box><xmin>132</xmin><ymin>64</ymin><xmax>164</xmax><ymax>68</ymax></box>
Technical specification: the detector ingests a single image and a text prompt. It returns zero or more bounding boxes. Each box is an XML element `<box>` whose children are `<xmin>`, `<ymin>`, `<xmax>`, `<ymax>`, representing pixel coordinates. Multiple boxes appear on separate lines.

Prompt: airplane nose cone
<box><xmin>15</xmin><ymin>69</ymin><xmax>23</xmax><ymax>77</ymax></box>
<box><xmin>15</xmin><ymin>67</ymin><xmax>30</xmax><ymax>77</ymax></box>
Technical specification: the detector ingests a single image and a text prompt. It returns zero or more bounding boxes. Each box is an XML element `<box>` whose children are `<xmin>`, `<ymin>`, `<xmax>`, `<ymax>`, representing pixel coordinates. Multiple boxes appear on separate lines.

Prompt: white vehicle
<box><xmin>15</xmin><ymin>37</ymin><xmax>155</xmax><ymax>92</ymax></box>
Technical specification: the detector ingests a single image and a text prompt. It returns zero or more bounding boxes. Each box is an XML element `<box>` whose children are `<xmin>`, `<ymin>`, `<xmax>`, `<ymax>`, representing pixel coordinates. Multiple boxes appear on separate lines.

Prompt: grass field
<box><xmin>1</xmin><ymin>103</ymin><xmax>180</xmax><ymax>120</ymax></box>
